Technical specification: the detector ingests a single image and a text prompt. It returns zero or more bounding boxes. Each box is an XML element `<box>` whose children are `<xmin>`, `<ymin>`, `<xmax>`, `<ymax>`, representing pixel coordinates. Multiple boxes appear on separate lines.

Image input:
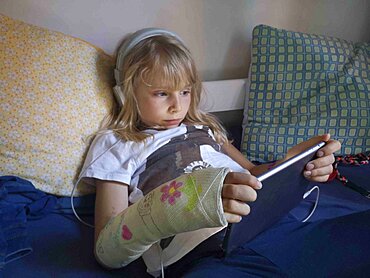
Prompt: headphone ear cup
<box><xmin>113</xmin><ymin>85</ymin><xmax>125</xmax><ymax>108</ymax></box>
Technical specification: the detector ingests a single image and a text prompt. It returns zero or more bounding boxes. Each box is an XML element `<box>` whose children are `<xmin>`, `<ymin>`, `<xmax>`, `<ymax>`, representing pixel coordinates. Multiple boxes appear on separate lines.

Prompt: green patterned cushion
<box><xmin>241</xmin><ymin>25</ymin><xmax>370</xmax><ymax>162</ymax></box>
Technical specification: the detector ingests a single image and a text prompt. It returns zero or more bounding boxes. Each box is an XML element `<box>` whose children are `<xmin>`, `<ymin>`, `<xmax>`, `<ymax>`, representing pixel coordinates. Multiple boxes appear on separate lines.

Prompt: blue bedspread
<box><xmin>1</xmin><ymin>163</ymin><xmax>370</xmax><ymax>277</ymax></box>
<box><xmin>0</xmin><ymin>176</ymin><xmax>150</xmax><ymax>277</ymax></box>
<box><xmin>0</xmin><ymin>176</ymin><xmax>32</xmax><ymax>268</ymax></box>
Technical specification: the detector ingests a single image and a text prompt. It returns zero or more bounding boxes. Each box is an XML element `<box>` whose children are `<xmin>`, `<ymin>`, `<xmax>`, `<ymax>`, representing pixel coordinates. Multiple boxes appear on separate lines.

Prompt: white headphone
<box><xmin>113</xmin><ymin>28</ymin><xmax>185</xmax><ymax>107</ymax></box>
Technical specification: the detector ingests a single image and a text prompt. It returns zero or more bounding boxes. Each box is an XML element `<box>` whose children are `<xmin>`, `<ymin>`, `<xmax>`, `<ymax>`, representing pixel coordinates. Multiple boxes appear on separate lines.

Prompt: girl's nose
<box><xmin>169</xmin><ymin>95</ymin><xmax>181</xmax><ymax>113</ymax></box>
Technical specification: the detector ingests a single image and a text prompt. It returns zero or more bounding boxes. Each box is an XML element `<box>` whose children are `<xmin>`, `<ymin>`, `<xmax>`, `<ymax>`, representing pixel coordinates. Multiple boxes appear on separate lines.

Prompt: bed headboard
<box><xmin>201</xmin><ymin>79</ymin><xmax>247</xmax><ymax>113</ymax></box>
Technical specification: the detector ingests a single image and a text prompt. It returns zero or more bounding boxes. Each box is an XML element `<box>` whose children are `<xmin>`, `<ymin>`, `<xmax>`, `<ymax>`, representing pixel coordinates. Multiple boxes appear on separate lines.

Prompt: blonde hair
<box><xmin>103</xmin><ymin>34</ymin><xmax>228</xmax><ymax>143</ymax></box>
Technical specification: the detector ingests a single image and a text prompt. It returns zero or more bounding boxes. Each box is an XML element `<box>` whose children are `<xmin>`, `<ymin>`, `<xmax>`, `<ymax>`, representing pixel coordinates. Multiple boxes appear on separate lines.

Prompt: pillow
<box><xmin>241</xmin><ymin>24</ymin><xmax>370</xmax><ymax>162</ymax></box>
<box><xmin>0</xmin><ymin>14</ymin><xmax>115</xmax><ymax>196</ymax></box>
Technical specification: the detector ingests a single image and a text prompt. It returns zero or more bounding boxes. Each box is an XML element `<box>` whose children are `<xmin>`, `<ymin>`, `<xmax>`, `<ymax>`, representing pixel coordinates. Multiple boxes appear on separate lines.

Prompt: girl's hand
<box><xmin>286</xmin><ymin>134</ymin><xmax>341</xmax><ymax>182</ymax></box>
<box><xmin>222</xmin><ymin>172</ymin><xmax>262</xmax><ymax>223</ymax></box>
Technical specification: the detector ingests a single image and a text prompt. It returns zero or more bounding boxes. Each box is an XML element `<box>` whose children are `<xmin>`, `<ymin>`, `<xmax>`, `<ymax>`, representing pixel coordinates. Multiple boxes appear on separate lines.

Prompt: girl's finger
<box><xmin>222</xmin><ymin>198</ymin><xmax>251</xmax><ymax>216</ymax></box>
<box><xmin>304</xmin><ymin>164</ymin><xmax>333</xmax><ymax>178</ymax></box>
<box><xmin>304</xmin><ymin>174</ymin><xmax>330</xmax><ymax>183</ymax></box>
<box><xmin>224</xmin><ymin>172</ymin><xmax>262</xmax><ymax>190</ymax></box>
<box><xmin>307</xmin><ymin>154</ymin><xmax>335</xmax><ymax>171</ymax></box>
<box><xmin>317</xmin><ymin>139</ymin><xmax>341</xmax><ymax>157</ymax></box>
<box><xmin>224</xmin><ymin>212</ymin><xmax>243</xmax><ymax>223</ymax></box>
<box><xmin>222</xmin><ymin>183</ymin><xmax>258</xmax><ymax>203</ymax></box>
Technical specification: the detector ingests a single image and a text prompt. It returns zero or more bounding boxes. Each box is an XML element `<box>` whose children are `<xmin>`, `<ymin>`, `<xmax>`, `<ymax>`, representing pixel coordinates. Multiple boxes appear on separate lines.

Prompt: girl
<box><xmin>80</xmin><ymin>28</ymin><xmax>342</xmax><ymax>276</ymax></box>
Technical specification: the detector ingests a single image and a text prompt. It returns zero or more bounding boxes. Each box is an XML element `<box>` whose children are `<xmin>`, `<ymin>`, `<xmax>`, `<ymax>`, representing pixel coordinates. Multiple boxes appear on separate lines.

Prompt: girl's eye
<box><xmin>154</xmin><ymin>91</ymin><xmax>167</xmax><ymax>97</ymax></box>
<box><xmin>181</xmin><ymin>90</ymin><xmax>191</xmax><ymax>96</ymax></box>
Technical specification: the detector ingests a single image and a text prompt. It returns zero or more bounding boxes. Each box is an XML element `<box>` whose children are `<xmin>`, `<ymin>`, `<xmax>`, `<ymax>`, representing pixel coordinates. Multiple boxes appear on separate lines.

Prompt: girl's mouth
<box><xmin>164</xmin><ymin>119</ymin><xmax>181</xmax><ymax>126</ymax></box>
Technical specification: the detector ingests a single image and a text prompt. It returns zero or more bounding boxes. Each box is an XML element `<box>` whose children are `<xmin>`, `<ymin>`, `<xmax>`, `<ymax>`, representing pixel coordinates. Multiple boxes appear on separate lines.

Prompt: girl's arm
<box><xmin>222</xmin><ymin>134</ymin><xmax>340</xmax><ymax>182</ymax></box>
<box><xmin>221</xmin><ymin>142</ymin><xmax>271</xmax><ymax>176</ymax></box>
<box><xmin>94</xmin><ymin>180</ymin><xmax>129</xmax><ymax>248</ymax></box>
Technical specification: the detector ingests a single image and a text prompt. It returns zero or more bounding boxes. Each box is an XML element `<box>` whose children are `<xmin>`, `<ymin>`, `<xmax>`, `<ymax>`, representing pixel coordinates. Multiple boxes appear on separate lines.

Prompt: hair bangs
<box><xmin>140</xmin><ymin>48</ymin><xmax>195</xmax><ymax>91</ymax></box>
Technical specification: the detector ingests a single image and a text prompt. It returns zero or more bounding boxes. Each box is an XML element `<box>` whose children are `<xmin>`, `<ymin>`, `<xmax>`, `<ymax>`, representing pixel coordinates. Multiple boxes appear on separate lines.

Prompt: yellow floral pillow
<box><xmin>0</xmin><ymin>14</ymin><xmax>115</xmax><ymax>196</ymax></box>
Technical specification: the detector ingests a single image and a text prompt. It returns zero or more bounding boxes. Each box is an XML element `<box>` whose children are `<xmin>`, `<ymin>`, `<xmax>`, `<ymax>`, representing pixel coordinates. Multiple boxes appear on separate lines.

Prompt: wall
<box><xmin>1</xmin><ymin>0</ymin><xmax>369</xmax><ymax>81</ymax></box>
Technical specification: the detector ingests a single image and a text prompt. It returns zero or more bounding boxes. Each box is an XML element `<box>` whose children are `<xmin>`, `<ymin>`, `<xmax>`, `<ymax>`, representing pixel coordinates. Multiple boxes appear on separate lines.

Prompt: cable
<box><xmin>70</xmin><ymin>135</ymin><xmax>122</xmax><ymax>228</ymax></box>
<box><xmin>158</xmin><ymin>242</ymin><xmax>165</xmax><ymax>278</ymax></box>
<box><xmin>301</xmin><ymin>185</ymin><xmax>320</xmax><ymax>223</ymax></box>
<box><xmin>71</xmin><ymin>175</ymin><xmax>95</xmax><ymax>228</ymax></box>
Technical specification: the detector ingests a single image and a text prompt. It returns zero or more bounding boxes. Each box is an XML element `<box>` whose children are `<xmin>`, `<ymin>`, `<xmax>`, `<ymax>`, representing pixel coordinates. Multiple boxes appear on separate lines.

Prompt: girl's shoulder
<box><xmin>92</xmin><ymin>130</ymin><xmax>120</xmax><ymax>145</ymax></box>
<box><xmin>87</xmin><ymin>130</ymin><xmax>143</xmax><ymax>161</ymax></box>
<box><xmin>89</xmin><ymin>130</ymin><xmax>135</xmax><ymax>154</ymax></box>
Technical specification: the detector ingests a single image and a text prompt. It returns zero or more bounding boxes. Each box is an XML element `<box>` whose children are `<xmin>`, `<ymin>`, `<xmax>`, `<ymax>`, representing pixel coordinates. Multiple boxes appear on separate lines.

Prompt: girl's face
<box><xmin>135</xmin><ymin>72</ymin><xmax>191</xmax><ymax>130</ymax></box>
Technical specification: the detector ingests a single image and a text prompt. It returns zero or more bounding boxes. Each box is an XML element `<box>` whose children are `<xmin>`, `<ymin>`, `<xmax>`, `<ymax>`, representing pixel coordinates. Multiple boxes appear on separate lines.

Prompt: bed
<box><xmin>1</xmin><ymin>14</ymin><xmax>369</xmax><ymax>277</ymax></box>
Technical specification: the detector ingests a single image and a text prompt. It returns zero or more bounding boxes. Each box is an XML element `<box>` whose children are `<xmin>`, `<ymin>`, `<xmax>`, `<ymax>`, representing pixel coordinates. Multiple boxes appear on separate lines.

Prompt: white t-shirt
<box><xmin>81</xmin><ymin>124</ymin><xmax>248</xmax><ymax>203</ymax></box>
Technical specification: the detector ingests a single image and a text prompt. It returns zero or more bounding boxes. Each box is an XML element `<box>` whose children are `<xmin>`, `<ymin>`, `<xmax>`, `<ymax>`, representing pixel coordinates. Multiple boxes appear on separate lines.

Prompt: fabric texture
<box><xmin>0</xmin><ymin>176</ymin><xmax>59</xmax><ymax>268</ymax></box>
<box><xmin>96</xmin><ymin>167</ymin><xmax>228</xmax><ymax>269</ymax></box>
<box><xmin>0</xmin><ymin>178</ymin><xmax>31</xmax><ymax>269</ymax></box>
<box><xmin>0</xmin><ymin>14</ymin><xmax>115</xmax><ymax>196</ymax></box>
<box><xmin>242</xmin><ymin>24</ymin><xmax>370</xmax><ymax>162</ymax></box>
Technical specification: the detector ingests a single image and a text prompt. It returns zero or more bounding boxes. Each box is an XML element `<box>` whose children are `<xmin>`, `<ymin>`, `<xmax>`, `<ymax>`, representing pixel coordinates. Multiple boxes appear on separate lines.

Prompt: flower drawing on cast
<box><xmin>160</xmin><ymin>180</ymin><xmax>183</xmax><ymax>205</ymax></box>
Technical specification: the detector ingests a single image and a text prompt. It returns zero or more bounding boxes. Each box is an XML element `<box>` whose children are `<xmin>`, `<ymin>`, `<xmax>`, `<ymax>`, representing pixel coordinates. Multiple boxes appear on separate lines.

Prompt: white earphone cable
<box><xmin>71</xmin><ymin>137</ymin><xmax>122</xmax><ymax>228</ymax></box>
<box><xmin>301</xmin><ymin>185</ymin><xmax>320</xmax><ymax>223</ymax></box>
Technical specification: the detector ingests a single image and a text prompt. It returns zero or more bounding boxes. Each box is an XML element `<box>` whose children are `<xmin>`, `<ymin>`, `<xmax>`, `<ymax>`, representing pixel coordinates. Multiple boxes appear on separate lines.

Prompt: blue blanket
<box><xmin>0</xmin><ymin>176</ymin><xmax>149</xmax><ymax>277</ymax></box>
<box><xmin>0</xmin><ymin>175</ymin><xmax>59</xmax><ymax>268</ymax></box>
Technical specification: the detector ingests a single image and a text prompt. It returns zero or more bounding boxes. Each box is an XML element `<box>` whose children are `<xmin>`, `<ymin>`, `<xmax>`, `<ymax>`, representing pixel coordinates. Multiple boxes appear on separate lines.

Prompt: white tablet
<box><xmin>258</xmin><ymin>141</ymin><xmax>326</xmax><ymax>181</ymax></box>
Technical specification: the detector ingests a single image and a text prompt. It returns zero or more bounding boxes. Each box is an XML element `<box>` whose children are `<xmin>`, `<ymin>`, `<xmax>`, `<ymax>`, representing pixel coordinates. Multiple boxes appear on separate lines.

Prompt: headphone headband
<box><xmin>113</xmin><ymin>28</ymin><xmax>184</xmax><ymax>107</ymax></box>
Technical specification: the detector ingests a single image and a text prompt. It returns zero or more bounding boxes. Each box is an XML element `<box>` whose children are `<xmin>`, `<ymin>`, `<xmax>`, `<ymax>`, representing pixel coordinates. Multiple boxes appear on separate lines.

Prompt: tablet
<box><xmin>222</xmin><ymin>141</ymin><xmax>326</xmax><ymax>255</ymax></box>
